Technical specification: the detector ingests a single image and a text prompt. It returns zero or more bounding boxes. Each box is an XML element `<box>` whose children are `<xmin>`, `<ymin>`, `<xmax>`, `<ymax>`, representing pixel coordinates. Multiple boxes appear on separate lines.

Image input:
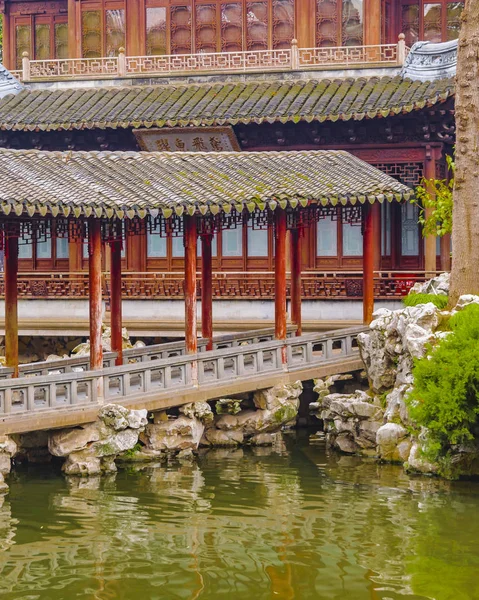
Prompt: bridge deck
<box><xmin>0</xmin><ymin>326</ymin><xmax>366</xmax><ymax>436</ymax></box>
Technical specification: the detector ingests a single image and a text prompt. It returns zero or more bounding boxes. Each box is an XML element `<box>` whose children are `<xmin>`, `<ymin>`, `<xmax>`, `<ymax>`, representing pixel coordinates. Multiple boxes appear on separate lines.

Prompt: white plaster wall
<box><xmin>0</xmin><ymin>298</ymin><xmax>403</xmax><ymax>332</ymax></box>
<box><xmin>0</xmin><ymin>299</ymin><xmax>93</xmax><ymax>320</ymax></box>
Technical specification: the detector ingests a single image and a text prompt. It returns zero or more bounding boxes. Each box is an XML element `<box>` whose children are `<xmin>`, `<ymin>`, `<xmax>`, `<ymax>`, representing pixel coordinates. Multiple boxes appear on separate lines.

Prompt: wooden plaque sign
<box><xmin>133</xmin><ymin>126</ymin><xmax>241</xmax><ymax>152</ymax></box>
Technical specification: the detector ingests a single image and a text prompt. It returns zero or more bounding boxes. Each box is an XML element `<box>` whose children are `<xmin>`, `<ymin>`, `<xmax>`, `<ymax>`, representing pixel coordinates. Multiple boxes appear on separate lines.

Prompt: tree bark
<box><xmin>449</xmin><ymin>0</ymin><xmax>479</xmax><ymax>305</ymax></box>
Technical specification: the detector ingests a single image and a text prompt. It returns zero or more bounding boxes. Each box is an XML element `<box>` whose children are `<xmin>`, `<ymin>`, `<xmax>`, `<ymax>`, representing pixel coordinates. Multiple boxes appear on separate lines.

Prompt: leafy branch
<box><xmin>412</xmin><ymin>154</ymin><xmax>454</xmax><ymax>237</ymax></box>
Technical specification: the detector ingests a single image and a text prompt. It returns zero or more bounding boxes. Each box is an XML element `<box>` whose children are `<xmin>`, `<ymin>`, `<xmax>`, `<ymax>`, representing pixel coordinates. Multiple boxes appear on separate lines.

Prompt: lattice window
<box><xmin>81</xmin><ymin>3</ymin><xmax>126</xmax><ymax>59</ymax></box>
<box><xmin>400</xmin><ymin>0</ymin><xmax>463</xmax><ymax>46</ymax></box>
<box><xmin>15</xmin><ymin>24</ymin><xmax>31</xmax><ymax>69</ymax></box>
<box><xmin>370</xmin><ymin>162</ymin><xmax>424</xmax><ymax>188</ymax></box>
<box><xmin>146</xmin><ymin>7</ymin><xmax>168</xmax><ymax>55</ymax></box>
<box><xmin>316</xmin><ymin>0</ymin><xmax>363</xmax><ymax>48</ymax></box>
<box><xmin>171</xmin><ymin>5</ymin><xmax>193</xmax><ymax>54</ymax></box>
<box><xmin>221</xmin><ymin>2</ymin><xmax>243</xmax><ymax>51</ymax></box>
<box><xmin>196</xmin><ymin>3</ymin><xmax>217</xmax><ymax>52</ymax></box>
<box><xmin>54</xmin><ymin>23</ymin><xmax>69</xmax><ymax>59</ymax></box>
<box><xmin>272</xmin><ymin>0</ymin><xmax>294</xmax><ymax>49</ymax></box>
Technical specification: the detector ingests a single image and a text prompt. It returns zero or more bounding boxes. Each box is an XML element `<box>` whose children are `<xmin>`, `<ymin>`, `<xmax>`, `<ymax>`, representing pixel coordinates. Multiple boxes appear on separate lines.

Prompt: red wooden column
<box><xmin>184</xmin><ymin>214</ymin><xmax>198</xmax><ymax>355</ymax></box>
<box><xmin>290</xmin><ymin>227</ymin><xmax>302</xmax><ymax>336</ymax></box>
<box><xmin>110</xmin><ymin>237</ymin><xmax>123</xmax><ymax>366</ymax></box>
<box><xmin>363</xmin><ymin>203</ymin><xmax>378</xmax><ymax>325</ymax></box>
<box><xmin>275</xmin><ymin>208</ymin><xmax>288</xmax><ymax>349</ymax></box>
<box><xmin>88</xmin><ymin>219</ymin><xmax>103</xmax><ymax>371</ymax></box>
<box><xmin>4</xmin><ymin>232</ymin><xmax>19</xmax><ymax>377</ymax></box>
<box><xmin>201</xmin><ymin>232</ymin><xmax>213</xmax><ymax>351</ymax></box>
<box><xmin>424</xmin><ymin>146</ymin><xmax>440</xmax><ymax>276</ymax></box>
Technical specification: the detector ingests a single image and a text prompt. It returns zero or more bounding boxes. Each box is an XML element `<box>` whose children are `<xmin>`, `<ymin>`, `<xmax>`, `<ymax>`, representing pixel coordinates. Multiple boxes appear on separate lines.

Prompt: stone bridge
<box><xmin>0</xmin><ymin>326</ymin><xmax>365</xmax><ymax>436</ymax></box>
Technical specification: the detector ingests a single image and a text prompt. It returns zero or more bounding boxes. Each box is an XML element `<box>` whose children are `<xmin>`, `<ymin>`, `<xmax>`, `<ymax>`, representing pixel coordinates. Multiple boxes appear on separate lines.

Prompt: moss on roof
<box><xmin>0</xmin><ymin>75</ymin><xmax>455</xmax><ymax>132</ymax></box>
<box><xmin>0</xmin><ymin>148</ymin><xmax>413</xmax><ymax>218</ymax></box>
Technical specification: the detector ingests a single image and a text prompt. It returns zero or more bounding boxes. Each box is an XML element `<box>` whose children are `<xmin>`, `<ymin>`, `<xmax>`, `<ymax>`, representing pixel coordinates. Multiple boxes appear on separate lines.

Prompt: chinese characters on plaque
<box><xmin>133</xmin><ymin>126</ymin><xmax>241</xmax><ymax>152</ymax></box>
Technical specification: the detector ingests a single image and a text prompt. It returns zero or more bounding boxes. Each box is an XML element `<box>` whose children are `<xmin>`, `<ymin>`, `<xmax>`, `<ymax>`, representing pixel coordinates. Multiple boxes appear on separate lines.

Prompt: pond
<box><xmin>0</xmin><ymin>432</ymin><xmax>478</xmax><ymax>600</ymax></box>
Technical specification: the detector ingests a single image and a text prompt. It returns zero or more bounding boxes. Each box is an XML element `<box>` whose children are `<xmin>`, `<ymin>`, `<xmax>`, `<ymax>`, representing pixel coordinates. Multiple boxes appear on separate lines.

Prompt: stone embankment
<box><xmin>311</xmin><ymin>273</ymin><xmax>479</xmax><ymax>477</ymax></box>
<box><xmin>0</xmin><ymin>381</ymin><xmax>302</xmax><ymax>492</ymax></box>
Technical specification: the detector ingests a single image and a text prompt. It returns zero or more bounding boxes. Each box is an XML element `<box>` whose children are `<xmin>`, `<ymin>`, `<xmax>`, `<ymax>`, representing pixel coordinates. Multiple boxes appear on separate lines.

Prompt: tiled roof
<box><xmin>0</xmin><ymin>75</ymin><xmax>454</xmax><ymax>132</ymax></box>
<box><xmin>0</xmin><ymin>148</ymin><xmax>412</xmax><ymax>219</ymax></box>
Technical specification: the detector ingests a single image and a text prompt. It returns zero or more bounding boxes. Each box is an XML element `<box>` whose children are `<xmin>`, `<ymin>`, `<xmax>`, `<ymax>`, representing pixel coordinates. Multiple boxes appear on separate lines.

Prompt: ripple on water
<box><xmin>0</xmin><ymin>437</ymin><xmax>479</xmax><ymax>600</ymax></box>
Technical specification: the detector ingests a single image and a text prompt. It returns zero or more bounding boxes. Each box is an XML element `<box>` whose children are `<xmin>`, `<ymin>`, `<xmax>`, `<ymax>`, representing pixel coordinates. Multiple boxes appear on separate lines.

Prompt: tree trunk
<box><xmin>449</xmin><ymin>0</ymin><xmax>479</xmax><ymax>305</ymax></box>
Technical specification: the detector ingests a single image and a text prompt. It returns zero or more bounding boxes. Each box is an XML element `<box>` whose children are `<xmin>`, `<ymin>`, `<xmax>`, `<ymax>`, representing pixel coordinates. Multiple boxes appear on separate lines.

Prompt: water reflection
<box><xmin>0</xmin><ymin>435</ymin><xmax>478</xmax><ymax>599</ymax></box>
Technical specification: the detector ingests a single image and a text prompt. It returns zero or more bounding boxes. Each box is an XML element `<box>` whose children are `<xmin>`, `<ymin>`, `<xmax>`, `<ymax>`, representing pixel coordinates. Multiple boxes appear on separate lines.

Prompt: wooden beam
<box><xmin>2</xmin><ymin>11</ymin><xmax>12</xmax><ymax>71</ymax></box>
<box><xmin>290</xmin><ymin>227</ymin><xmax>302</xmax><ymax>336</ymax></box>
<box><xmin>184</xmin><ymin>215</ymin><xmax>197</xmax><ymax>355</ymax></box>
<box><xmin>88</xmin><ymin>219</ymin><xmax>103</xmax><ymax>371</ymax></box>
<box><xmin>201</xmin><ymin>233</ymin><xmax>213</xmax><ymax>351</ymax></box>
<box><xmin>364</xmin><ymin>0</ymin><xmax>381</xmax><ymax>45</ymax></box>
<box><xmin>275</xmin><ymin>208</ymin><xmax>287</xmax><ymax>345</ymax></box>
<box><xmin>295</xmin><ymin>0</ymin><xmax>316</xmax><ymax>48</ymax></box>
<box><xmin>110</xmin><ymin>239</ymin><xmax>123</xmax><ymax>366</ymax></box>
<box><xmin>363</xmin><ymin>203</ymin><xmax>377</xmax><ymax>325</ymax></box>
<box><xmin>5</xmin><ymin>234</ymin><xmax>18</xmax><ymax>377</ymax></box>
<box><xmin>126</xmin><ymin>0</ymin><xmax>142</xmax><ymax>55</ymax></box>
<box><xmin>68</xmin><ymin>0</ymin><xmax>80</xmax><ymax>58</ymax></box>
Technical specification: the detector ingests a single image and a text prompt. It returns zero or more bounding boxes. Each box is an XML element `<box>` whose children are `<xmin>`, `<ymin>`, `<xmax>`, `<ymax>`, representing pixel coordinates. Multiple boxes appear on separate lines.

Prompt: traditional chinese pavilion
<box><xmin>0</xmin><ymin>0</ymin><xmax>458</xmax><ymax>337</ymax></box>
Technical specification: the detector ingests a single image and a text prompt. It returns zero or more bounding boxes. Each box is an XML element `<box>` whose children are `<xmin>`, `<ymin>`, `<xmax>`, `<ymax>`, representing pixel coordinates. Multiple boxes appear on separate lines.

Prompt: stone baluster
<box><xmin>397</xmin><ymin>33</ymin><xmax>406</xmax><ymax>65</ymax></box>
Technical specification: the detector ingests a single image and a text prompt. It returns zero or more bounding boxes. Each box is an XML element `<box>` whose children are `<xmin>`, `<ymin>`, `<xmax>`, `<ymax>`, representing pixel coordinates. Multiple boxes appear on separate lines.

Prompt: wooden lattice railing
<box><xmin>0</xmin><ymin>270</ymin><xmax>436</xmax><ymax>300</ymax></box>
<box><xmin>17</xmin><ymin>37</ymin><xmax>408</xmax><ymax>82</ymax></box>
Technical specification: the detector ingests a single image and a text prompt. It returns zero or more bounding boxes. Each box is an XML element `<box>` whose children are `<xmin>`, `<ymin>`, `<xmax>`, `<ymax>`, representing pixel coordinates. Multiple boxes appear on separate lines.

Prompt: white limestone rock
<box><xmin>140</xmin><ymin>416</ymin><xmax>204</xmax><ymax>452</ymax></box>
<box><xmin>49</xmin><ymin>423</ymin><xmax>101</xmax><ymax>457</ymax></box>
<box><xmin>0</xmin><ymin>473</ymin><xmax>8</xmax><ymax>494</ymax></box>
<box><xmin>377</xmin><ymin>423</ymin><xmax>411</xmax><ymax>463</ymax></box>
<box><xmin>180</xmin><ymin>401</ymin><xmax>214</xmax><ymax>423</ymax></box>
<box><xmin>452</xmin><ymin>294</ymin><xmax>479</xmax><ymax>313</ymax></box>
<box><xmin>62</xmin><ymin>450</ymin><xmax>117</xmax><ymax>477</ymax></box>
<box><xmin>200</xmin><ymin>428</ymin><xmax>244</xmax><ymax>447</ymax></box>
<box><xmin>358</xmin><ymin>303</ymin><xmax>440</xmax><ymax>393</ymax></box>
<box><xmin>98</xmin><ymin>404</ymin><xmax>147</xmax><ymax>431</ymax></box>
<box><xmin>384</xmin><ymin>385</ymin><xmax>413</xmax><ymax>426</ymax></box>
<box><xmin>216</xmin><ymin>398</ymin><xmax>242</xmax><ymax>415</ymax></box>
<box><xmin>248</xmin><ymin>433</ymin><xmax>275</xmax><ymax>446</ymax></box>
<box><xmin>408</xmin><ymin>272</ymin><xmax>450</xmax><ymax>296</ymax></box>
<box><xmin>253</xmin><ymin>381</ymin><xmax>302</xmax><ymax>411</ymax></box>
<box><xmin>0</xmin><ymin>436</ymin><xmax>18</xmax><ymax>476</ymax></box>
<box><xmin>94</xmin><ymin>429</ymin><xmax>140</xmax><ymax>457</ymax></box>
<box><xmin>406</xmin><ymin>442</ymin><xmax>439</xmax><ymax>475</ymax></box>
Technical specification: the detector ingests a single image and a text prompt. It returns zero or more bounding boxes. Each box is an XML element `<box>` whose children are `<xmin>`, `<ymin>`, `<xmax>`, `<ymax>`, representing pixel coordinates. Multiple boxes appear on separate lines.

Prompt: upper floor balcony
<box><xmin>12</xmin><ymin>36</ymin><xmax>408</xmax><ymax>85</ymax></box>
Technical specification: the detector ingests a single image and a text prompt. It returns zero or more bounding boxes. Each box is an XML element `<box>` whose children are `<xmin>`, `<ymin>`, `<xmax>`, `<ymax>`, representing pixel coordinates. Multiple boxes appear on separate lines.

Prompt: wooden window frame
<box><xmin>398</xmin><ymin>0</ymin><xmax>464</xmax><ymax>45</ymax></box>
<box><xmin>80</xmin><ymin>0</ymin><xmax>126</xmax><ymax>57</ymax></box>
<box><xmin>142</xmin><ymin>0</ymin><xmax>294</xmax><ymax>55</ymax></box>
<box><xmin>315</xmin><ymin>0</ymin><xmax>365</xmax><ymax>48</ymax></box>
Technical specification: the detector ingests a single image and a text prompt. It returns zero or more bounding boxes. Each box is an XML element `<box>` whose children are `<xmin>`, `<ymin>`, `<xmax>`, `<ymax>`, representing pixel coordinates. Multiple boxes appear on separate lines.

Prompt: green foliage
<box><xmin>406</xmin><ymin>304</ymin><xmax>479</xmax><ymax>464</ymax></box>
<box><xmin>402</xmin><ymin>293</ymin><xmax>449</xmax><ymax>309</ymax></box>
<box><xmin>413</xmin><ymin>154</ymin><xmax>454</xmax><ymax>237</ymax></box>
<box><xmin>123</xmin><ymin>443</ymin><xmax>142</xmax><ymax>458</ymax></box>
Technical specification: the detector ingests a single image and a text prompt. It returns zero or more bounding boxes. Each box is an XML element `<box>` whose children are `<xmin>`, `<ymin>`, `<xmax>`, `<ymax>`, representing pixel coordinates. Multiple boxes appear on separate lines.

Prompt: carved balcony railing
<box><xmin>17</xmin><ymin>37</ymin><xmax>408</xmax><ymax>83</ymax></box>
<box><xmin>298</xmin><ymin>43</ymin><xmax>404</xmax><ymax>69</ymax></box>
<box><xmin>0</xmin><ymin>270</ymin><xmax>437</xmax><ymax>301</ymax></box>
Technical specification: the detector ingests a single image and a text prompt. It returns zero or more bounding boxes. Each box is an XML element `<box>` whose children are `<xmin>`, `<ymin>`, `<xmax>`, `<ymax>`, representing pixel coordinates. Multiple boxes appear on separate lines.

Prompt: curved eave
<box><xmin>0</xmin><ymin>191</ymin><xmax>414</xmax><ymax>220</ymax></box>
<box><xmin>0</xmin><ymin>91</ymin><xmax>453</xmax><ymax>133</ymax></box>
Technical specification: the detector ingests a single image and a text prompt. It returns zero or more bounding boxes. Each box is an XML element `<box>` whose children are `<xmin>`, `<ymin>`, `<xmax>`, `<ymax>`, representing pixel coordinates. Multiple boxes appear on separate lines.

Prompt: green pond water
<box><xmin>1</xmin><ymin>432</ymin><xmax>479</xmax><ymax>600</ymax></box>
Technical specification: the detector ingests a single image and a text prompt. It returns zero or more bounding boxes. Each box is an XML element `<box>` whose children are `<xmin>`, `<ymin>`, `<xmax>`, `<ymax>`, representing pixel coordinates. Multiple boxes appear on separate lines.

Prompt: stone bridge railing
<box><xmin>0</xmin><ymin>327</ymin><xmax>366</xmax><ymax>419</ymax></box>
<box><xmin>0</xmin><ymin>326</ymin><xmax>296</xmax><ymax>380</ymax></box>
